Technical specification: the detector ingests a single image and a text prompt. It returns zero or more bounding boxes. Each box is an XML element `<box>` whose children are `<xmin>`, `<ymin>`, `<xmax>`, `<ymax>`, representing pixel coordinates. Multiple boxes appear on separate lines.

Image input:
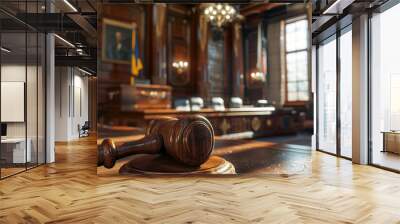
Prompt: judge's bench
<box><xmin>100</xmin><ymin>84</ymin><xmax>306</xmax><ymax>138</ymax></box>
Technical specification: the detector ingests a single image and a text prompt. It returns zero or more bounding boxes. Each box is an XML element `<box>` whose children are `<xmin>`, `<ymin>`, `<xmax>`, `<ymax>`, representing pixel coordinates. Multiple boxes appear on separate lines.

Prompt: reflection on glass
<box><xmin>371</xmin><ymin>4</ymin><xmax>400</xmax><ymax>171</ymax></box>
<box><xmin>318</xmin><ymin>37</ymin><xmax>337</xmax><ymax>154</ymax></box>
<box><xmin>340</xmin><ymin>29</ymin><xmax>352</xmax><ymax>158</ymax></box>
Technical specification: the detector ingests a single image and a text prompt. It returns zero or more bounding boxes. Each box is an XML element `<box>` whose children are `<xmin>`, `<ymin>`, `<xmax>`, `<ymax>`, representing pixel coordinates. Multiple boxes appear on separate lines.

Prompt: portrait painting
<box><xmin>102</xmin><ymin>18</ymin><xmax>136</xmax><ymax>64</ymax></box>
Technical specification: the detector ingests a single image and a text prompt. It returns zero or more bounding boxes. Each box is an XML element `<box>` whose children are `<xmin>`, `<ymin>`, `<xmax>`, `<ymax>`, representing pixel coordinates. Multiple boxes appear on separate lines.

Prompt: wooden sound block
<box><xmin>119</xmin><ymin>155</ymin><xmax>236</xmax><ymax>175</ymax></box>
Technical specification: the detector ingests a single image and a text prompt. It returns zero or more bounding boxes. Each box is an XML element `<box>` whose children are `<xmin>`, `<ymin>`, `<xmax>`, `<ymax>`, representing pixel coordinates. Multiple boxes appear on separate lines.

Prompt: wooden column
<box><xmin>151</xmin><ymin>4</ymin><xmax>167</xmax><ymax>85</ymax></box>
<box><xmin>196</xmin><ymin>12</ymin><xmax>209</xmax><ymax>101</ymax></box>
<box><xmin>232</xmin><ymin>21</ymin><xmax>245</xmax><ymax>99</ymax></box>
<box><xmin>88</xmin><ymin>76</ymin><xmax>97</xmax><ymax>133</ymax></box>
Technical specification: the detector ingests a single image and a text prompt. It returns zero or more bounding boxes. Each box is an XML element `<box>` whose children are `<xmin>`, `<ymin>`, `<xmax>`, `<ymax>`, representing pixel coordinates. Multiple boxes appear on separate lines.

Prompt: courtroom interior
<box><xmin>97</xmin><ymin>3</ymin><xmax>313</xmax><ymax>175</ymax></box>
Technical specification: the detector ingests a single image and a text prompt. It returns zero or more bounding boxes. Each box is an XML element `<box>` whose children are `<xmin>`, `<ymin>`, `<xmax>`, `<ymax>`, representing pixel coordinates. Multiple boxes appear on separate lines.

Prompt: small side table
<box><xmin>1</xmin><ymin>138</ymin><xmax>32</xmax><ymax>164</ymax></box>
<box><xmin>382</xmin><ymin>131</ymin><xmax>400</xmax><ymax>154</ymax></box>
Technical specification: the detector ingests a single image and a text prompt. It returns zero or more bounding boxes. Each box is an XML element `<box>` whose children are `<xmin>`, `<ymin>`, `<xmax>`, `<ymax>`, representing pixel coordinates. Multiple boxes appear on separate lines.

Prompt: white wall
<box><xmin>1</xmin><ymin>63</ymin><xmax>46</xmax><ymax>164</ymax></box>
<box><xmin>1</xmin><ymin>65</ymin><xmax>26</xmax><ymax>137</ymax></box>
<box><xmin>54</xmin><ymin>67</ymin><xmax>89</xmax><ymax>141</ymax></box>
<box><xmin>1</xmin><ymin>65</ymin><xmax>38</xmax><ymax>138</ymax></box>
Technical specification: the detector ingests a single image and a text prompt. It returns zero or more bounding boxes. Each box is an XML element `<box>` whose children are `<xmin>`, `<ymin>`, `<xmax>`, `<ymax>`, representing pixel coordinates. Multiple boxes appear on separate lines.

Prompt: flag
<box><xmin>131</xmin><ymin>29</ymin><xmax>143</xmax><ymax>77</ymax></box>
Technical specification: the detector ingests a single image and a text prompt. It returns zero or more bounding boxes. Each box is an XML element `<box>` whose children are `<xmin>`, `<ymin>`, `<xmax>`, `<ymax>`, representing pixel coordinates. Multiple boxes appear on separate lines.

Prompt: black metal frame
<box><xmin>315</xmin><ymin>18</ymin><xmax>353</xmax><ymax>161</ymax></box>
<box><xmin>284</xmin><ymin>16</ymin><xmax>310</xmax><ymax>104</ymax></box>
<box><xmin>0</xmin><ymin>0</ymin><xmax>47</xmax><ymax>180</ymax></box>
<box><xmin>315</xmin><ymin>0</ymin><xmax>400</xmax><ymax>172</ymax></box>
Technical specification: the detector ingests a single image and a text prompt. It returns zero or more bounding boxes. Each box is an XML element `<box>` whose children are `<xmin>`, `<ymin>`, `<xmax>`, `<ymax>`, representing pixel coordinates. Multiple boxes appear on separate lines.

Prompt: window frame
<box><xmin>284</xmin><ymin>16</ymin><xmax>310</xmax><ymax>106</ymax></box>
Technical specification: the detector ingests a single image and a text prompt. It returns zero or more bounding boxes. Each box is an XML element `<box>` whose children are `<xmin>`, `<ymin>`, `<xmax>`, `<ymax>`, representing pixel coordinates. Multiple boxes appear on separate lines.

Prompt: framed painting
<box><xmin>102</xmin><ymin>18</ymin><xmax>136</xmax><ymax>64</ymax></box>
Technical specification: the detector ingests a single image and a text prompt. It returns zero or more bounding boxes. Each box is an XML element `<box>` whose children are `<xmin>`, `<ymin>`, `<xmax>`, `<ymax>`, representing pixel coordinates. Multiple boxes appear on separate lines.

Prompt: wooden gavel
<box><xmin>98</xmin><ymin>115</ymin><xmax>215</xmax><ymax>168</ymax></box>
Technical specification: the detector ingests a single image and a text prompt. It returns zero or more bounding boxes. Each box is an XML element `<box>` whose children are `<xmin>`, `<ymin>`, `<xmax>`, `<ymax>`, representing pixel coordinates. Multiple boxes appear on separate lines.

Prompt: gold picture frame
<box><xmin>102</xmin><ymin>18</ymin><xmax>137</xmax><ymax>64</ymax></box>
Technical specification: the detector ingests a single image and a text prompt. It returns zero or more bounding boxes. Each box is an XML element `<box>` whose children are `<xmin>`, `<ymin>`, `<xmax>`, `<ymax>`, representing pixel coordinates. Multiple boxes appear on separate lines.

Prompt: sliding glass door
<box><xmin>316</xmin><ymin>24</ymin><xmax>353</xmax><ymax>158</ymax></box>
<box><xmin>317</xmin><ymin>36</ymin><xmax>337</xmax><ymax>154</ymax></box>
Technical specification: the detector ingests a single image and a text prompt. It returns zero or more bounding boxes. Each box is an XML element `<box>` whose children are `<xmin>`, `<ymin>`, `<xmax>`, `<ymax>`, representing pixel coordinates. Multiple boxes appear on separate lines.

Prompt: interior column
<box><xmin>232</xmin><ymin>21</ymin><xmax>244</xmax><ymax>99</ymax></box>
<box><xmin>151</xmin><ymin>4</ymin><xmax>167</xmax><ymax>85</ymax></box>
<box><xmin>352</xmin><ymin>14</ymin><xmax>369</xmax><ymax>164</ymax></box>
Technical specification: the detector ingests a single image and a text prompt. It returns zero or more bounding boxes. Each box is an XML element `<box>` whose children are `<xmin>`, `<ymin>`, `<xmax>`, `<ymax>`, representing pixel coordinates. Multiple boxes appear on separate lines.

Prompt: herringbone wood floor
<box><xmin>1</xmin><ymin>136</ymin><xmax>400</xmax><ymax>223</ymax></box>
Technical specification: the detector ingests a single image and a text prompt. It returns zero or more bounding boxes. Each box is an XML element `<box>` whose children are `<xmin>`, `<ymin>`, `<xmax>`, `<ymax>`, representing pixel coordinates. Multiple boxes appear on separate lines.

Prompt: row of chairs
<box><xmin>175</xmin><ymin>97</ymin><xmax>241</xmax><ymax>111</ymax></box>
<box><xmin>174</xmin><ymin>97</ymin><xmax>250</xmax><ymax>111</ymax></box>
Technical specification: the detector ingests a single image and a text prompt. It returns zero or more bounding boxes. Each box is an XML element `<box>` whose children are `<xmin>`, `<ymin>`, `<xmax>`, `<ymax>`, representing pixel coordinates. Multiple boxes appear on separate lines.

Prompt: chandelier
<box><xmin>172</xmin><ymin>60</ymin><xmax>189</xmax><ymax>74</ymax></box>
<box><xmin>204</xmin><ymin>4</ymin><xmax>236</xmax><ymax>27</ymax></box>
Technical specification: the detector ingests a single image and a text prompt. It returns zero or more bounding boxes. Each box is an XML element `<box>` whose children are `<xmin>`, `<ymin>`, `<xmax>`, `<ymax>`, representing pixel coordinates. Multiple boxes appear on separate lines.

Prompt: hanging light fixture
<box><xmin>172</xmin><ymin>60</ymin><xmax>189</xmax><ymax>74</ymax></box>
<box><xmin>204</xmin><ymin>4</ymin><xmax>237</xmax><ymax>27</ymax></box>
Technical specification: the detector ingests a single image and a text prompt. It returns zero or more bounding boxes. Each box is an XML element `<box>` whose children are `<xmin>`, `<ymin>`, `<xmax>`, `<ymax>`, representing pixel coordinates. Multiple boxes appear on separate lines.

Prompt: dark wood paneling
<box><xmin>232</xmin><ymin>22</ymin><xmax>245</xmax><ymax>99</ymax></box>
<box><xmin>207</xmin><ymin>27</ymin><xmax>226</xmax><ymax>101</ymax></box>
<box><xmin>243</xmin><ymin>19</ymin><xmax>267</xmax><ymax>104</ymax></box>
<box><xmin>98</xmin><ymin>4</ymin><xmax>147</xmax><ymax>106</ymax></box>
<box><xmin>89</xmin><ymin>77</ymin><xmax>97</xmax><ymax>132</ymax></box>
<box><xmin>196</xmin><ymin>13</ymin><xmax>209</xmax><ymax>101</ymax></box>
<box><xmin>166</xmin><ymin>7</ymin><xmax>192</xmax><ymax>98</ymax></box>
<box><xmin>152</xmin><ymin>4</ymin><xmax>167</xmax><ymax>85</ymax></box>
<box><xmin>244</xmin><ymin>27</ymin><xmax>262</xmax><ymax>103</ymax></box>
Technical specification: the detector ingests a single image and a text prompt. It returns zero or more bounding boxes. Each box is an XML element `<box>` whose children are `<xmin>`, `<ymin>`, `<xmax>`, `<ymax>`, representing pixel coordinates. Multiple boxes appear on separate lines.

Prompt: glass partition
<box><xmin>339</xmin><ymin>27</ymin><xmax>352</xmax><ymax>158</ymax></box>
<box><xmin>0</xmin><ymin>1</ymin><xmax>46</xmax><ymax>179</ymax></box>
<box><xmin>317</xmin><ymin>36</ymin><xmax>337</xmax><ymax>154</ymax></box>
<box><xmin>370</xmin><ymin>3</ymin><xmax>400</xmax><ymax>171</ymax></box>
<box><xmin>1</xmin><ymin>31</ymin><xmax>28</xmax><ymax>177</ymax></box>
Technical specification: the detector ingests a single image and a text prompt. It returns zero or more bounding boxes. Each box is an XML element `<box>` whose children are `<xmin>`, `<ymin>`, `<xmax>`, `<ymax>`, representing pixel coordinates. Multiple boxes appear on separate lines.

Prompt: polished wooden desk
<box><xmin>101</xmin><ymin>107</ymin><xmax>302</xmax><ymax>138</ymax></box>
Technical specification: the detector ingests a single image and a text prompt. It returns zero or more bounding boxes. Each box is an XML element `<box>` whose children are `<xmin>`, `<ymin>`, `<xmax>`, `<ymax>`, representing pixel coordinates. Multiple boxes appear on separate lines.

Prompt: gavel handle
<box><xmin>117</xmin><ymin>135</ymin><xmax>162</xmax><ymax>157</ymax></box>
<box><xmin>98</xmin><ymin>134</ymin><xmax>163</xmax><ymax>168</ymax></box>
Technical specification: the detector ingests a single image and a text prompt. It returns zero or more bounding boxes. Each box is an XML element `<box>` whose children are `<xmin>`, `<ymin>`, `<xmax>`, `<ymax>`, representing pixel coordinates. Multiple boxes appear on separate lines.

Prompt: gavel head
<box><xmin>98</xmin><ymin>115</ymin><xmax>215</xmax><ymax>168</ymax></box>
<box><xmin>98</xmin><ymin>138</ymin><xmax>117</xmax><ymax>168</ymax></box>
<box><xmin>148</xmin><ymin>115</ymin><xmax>215</xmax><ymax>166</ymax></box>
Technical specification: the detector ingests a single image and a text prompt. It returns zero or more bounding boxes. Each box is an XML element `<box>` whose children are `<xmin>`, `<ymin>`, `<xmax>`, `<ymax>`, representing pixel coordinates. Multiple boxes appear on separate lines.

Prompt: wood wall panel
<box><xmin>98</xmin><ymin>4</ymin><xmax>147</xmax><ymax>106</ymax></box>
<box><xmin>88</xmin><ymin>77</ymin><xmax>97</xmax><ymax>132</ymax></box>
<box><xmin>207</xmin><ymin>27</ymin><xmax>225</xmax><ymax>100</ymax></box>
<box><xmin>166</xmin><ymin>6</ymin><xmax>193</xmax><ymax>98</ymax></box>
<box><xmin>196</xmin><ymin>13</ymin><xmax>209</xmax><ymax>101</ymax></box>
<box><xmin>223</xmin><ymin>26</ymin><xmax>233</xmax><ymax>102</ymax></box>
<box><xmin>98</xmin><ymin>4</ymin><xmax>305</xmax><ymax>109</ymax></box>
<box><xmin>232</xmin><ymin>22</ymin><xmax>245</xmax><ymax>99</ymax></box>
<box><xmin>243</xmin><ymin>19</ymin><xmax>266</xmax><ymax>104</ymax></box>
<box><xmin>151</xmin><ymin>4</ymin><xmax>167</xmax><ymax>85</ymax></box>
